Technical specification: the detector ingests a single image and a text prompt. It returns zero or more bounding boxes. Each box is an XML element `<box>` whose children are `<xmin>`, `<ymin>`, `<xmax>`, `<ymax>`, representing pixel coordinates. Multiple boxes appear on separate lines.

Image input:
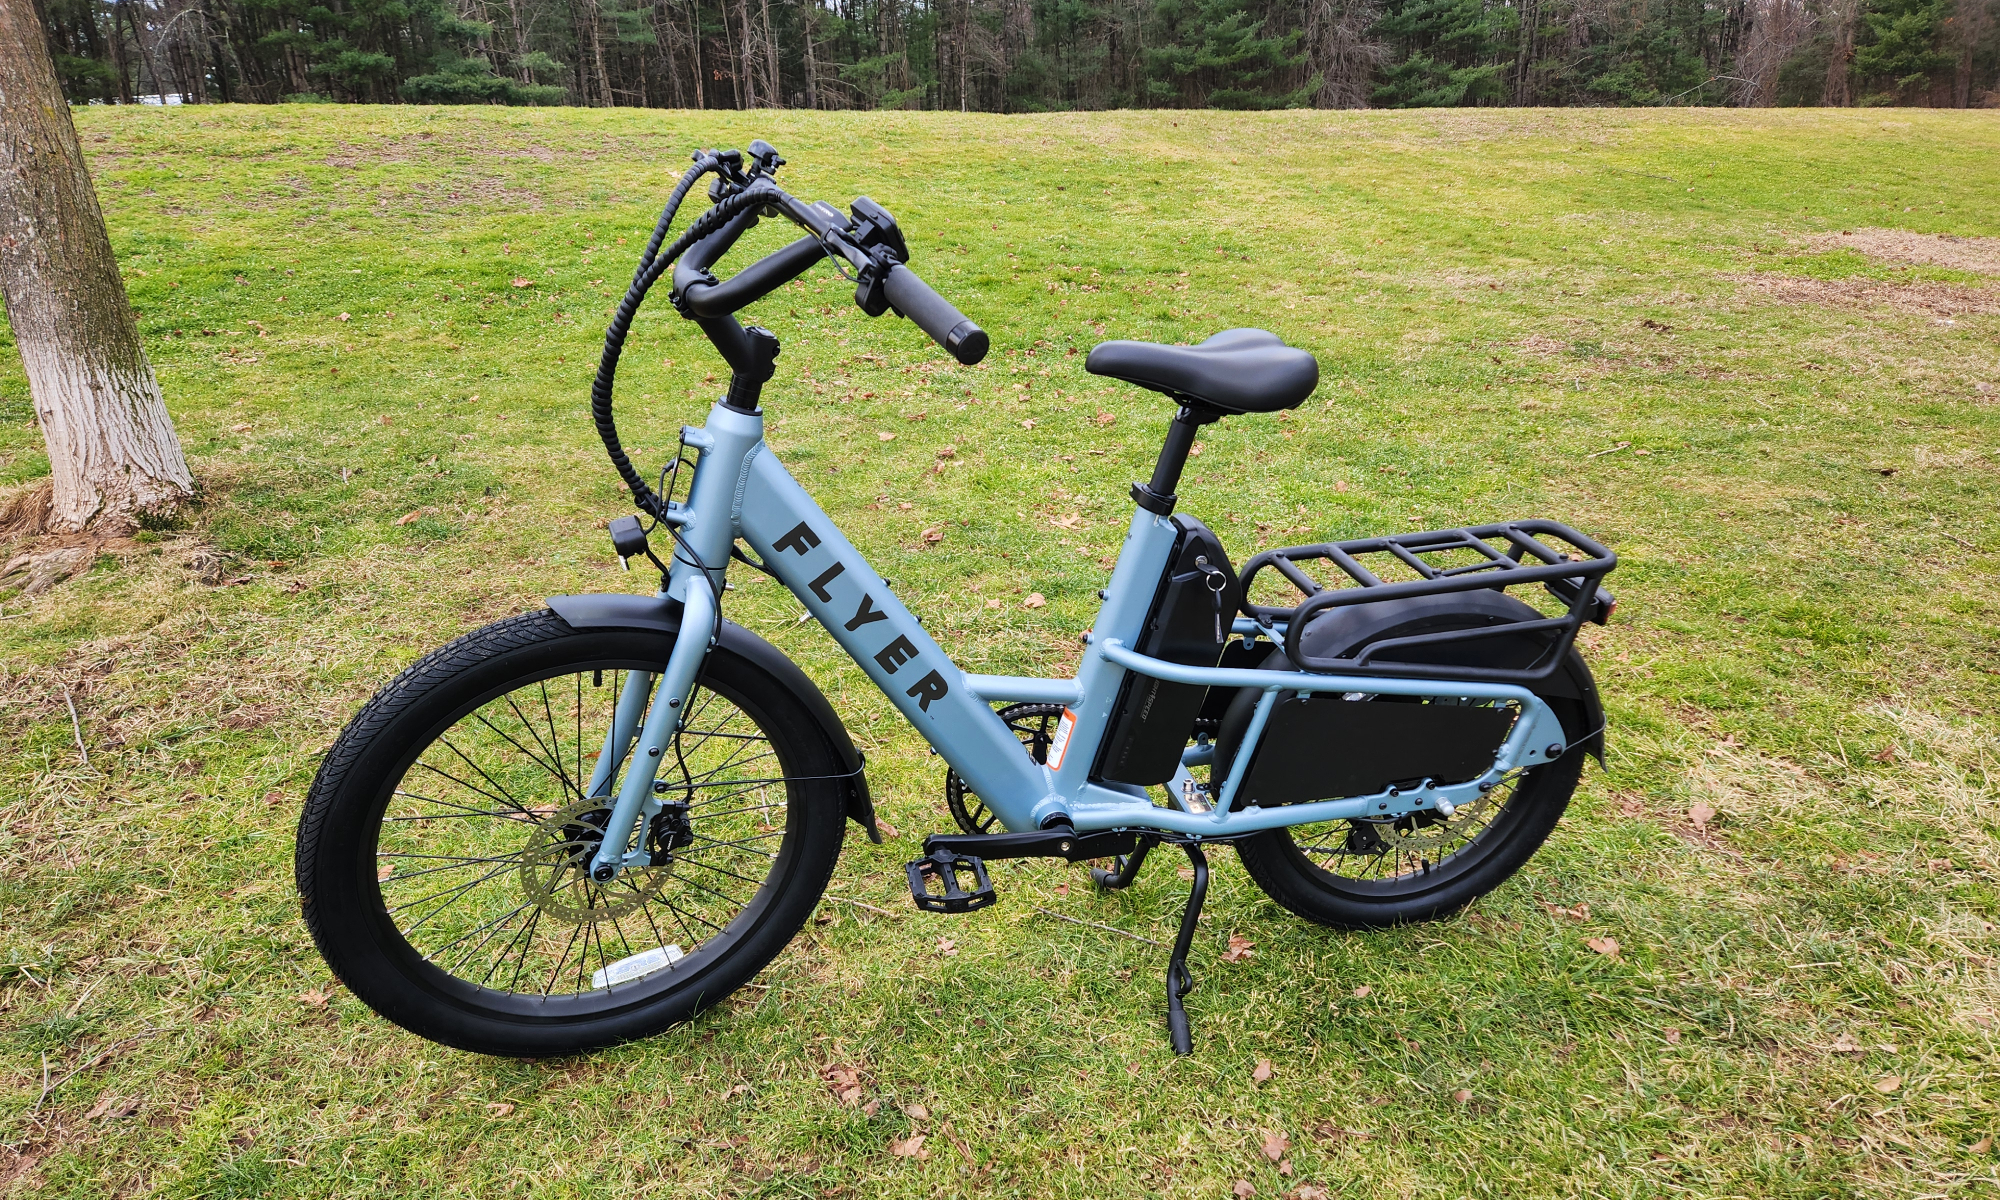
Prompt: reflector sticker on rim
<box><xmin>590</xmin><ymin>943</ymin><xmax>684</xmax><ymax>989</ymax></box>
<box><xmin>1045</xmin><ymin>708</ymin><xmax>1078</xmax><ymax>771</ymax></box>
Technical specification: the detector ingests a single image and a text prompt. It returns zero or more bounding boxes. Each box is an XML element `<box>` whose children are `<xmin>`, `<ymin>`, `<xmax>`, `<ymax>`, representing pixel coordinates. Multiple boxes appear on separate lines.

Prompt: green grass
<box><xmin>4</xmin><ymin>105</ymin><xmax>2000</xmax><ymax>1198</ymax></box>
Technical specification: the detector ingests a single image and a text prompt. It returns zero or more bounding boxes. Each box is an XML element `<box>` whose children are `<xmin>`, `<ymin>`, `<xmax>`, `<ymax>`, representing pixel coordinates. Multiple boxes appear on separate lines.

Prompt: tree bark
<box><xmin>0</xmin><ymin>0</ymin><xmax>194</xmax><ymax>533</ymax></box>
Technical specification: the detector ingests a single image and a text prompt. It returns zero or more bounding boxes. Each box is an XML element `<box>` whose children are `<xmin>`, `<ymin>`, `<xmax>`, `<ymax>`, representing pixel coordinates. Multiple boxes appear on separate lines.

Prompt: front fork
<box><xmin>585</xmin><ymin>581</ymin><xmax>719</xmax><ymax>881</ymax></box>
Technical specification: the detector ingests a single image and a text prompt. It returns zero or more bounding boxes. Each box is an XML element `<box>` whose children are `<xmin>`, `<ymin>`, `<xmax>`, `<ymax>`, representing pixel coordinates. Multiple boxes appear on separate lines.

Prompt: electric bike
<box><xmin>296</xmin><ymin>141</ymin><xmax>1617</xmax><ymax>1056</ymax></box>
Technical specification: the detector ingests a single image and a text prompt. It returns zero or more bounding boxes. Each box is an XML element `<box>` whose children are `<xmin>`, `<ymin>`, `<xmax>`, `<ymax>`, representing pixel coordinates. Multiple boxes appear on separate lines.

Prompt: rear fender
<box><xmin>547</xmin><ymin>593</ymin><xmax>882</xmax><ymax>843</ymax></box>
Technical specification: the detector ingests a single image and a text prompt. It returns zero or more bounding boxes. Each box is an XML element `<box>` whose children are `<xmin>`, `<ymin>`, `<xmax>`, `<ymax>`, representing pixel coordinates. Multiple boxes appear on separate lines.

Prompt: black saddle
<box><xmin>1085</xmin><ymin>328</ymin><xmax>1319</xmax><ymax>415</ymax></box>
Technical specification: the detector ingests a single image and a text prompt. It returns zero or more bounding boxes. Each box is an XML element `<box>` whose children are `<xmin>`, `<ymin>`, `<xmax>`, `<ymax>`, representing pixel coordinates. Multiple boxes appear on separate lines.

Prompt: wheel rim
<box><xmin>945</xmin><ymin>702</ymin><xmax>1063</xmax><ymax>835</ymax></box>
<box><xmin>369</xmin><ymin>664</ymin><xmax>796</xmax><ymax>1002</ymax></box>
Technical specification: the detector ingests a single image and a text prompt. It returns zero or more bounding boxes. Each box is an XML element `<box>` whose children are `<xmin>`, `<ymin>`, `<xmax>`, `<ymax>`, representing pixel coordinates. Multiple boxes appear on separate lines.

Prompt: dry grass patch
<box><xmin>1728</xmin><ymin>271</ymin><xmax>2000</xmax><ymax>317</ymax></box>
<box><xmin>1810</xmin><ymin>227</ymin><xmax>2000</xmax><ymax>275</ymax></box>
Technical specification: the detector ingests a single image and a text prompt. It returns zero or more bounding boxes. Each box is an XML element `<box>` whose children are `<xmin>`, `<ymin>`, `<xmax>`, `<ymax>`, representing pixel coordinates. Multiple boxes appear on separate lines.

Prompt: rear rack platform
<box><xmin>1237</xmin><ymin>519</ymin><xmax>1616</xmax><ymax>683</ymax></box>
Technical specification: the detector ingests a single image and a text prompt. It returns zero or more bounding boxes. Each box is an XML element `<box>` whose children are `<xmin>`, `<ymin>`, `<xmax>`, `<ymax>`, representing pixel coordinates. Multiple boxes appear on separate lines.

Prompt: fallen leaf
<box><xmin>298</xmin><ymin>989</ymin><xmax>328</xmax><ymax>1008</ymax></box>
<box><xmin>1352</xmin><ymin>985</ymin><xmax>1372</xmax><ymax>998</ymax></box>
<box><xmin>920</xmin><ymin>527</ymin><xmax>944</xmax><ymax>545</ymax></box>
<box><xmin>1972</xmin><ymin>1136</ymin><xmax>1992</xmax><ymax>1154</ymax></box>
<box><xmin>1870</xmin><ymin>743</ymin><xmax>1898</xmax><ymax>763</ymax></box>
<box><xmin>230</xmin><ymin>422</ymin><xmax>253</xmax><ymax>433</ymax></box>
<box><xmin>1585</xmin><ymin>936</ymin><xmax>1621</xmax><ymax>957</ymax></box>
<box><xmin>1222</xmin><ymin>934</ymin><xmax>1256</xmax><ymax>963</ymax></box>
<box><xmin>904</xmin><ymin>1103</ymin><xmax>929</xmax><ymax>1120</ymax></box>
<box><xmin>1544</xmin><ymin>901</ymin><xmax>1590</xmax><ymax>921</ymax></box>
<box><xmin>936</xmin><ymin>937</ymin><xmax>958</xmax><ymax>957</ymax></box>
<box><xmin>84</xmin><ymin>1093</ymin><xmax>140</xmax><ymax>1121</ymax></box>
<box><xmin>1278</xmin><ymin>1160</ymin><xmax>1293</xmax><ymax>1177</ymax></box>
<box><xmin>1049</xmin><ymin>514</ymin><xmax>1083</xmax><ymax>529</ymax></box>
<box><xmin>1665</xmin><ymin>1027</ymin><xmax>1682</xmax><ymax>1044</ymax></box>
<box><xmin>510</xmin><ymin>278</ymin><xmax>532</xmax><ymax>288</ymax></box>
<box><xmin>1022</xmin><ymin>593</ymin><xmax>1046</xmax><ymax>610</ymax></box>
<box><xmin>1096</xmin><ymin>411</ymin><xmax>1116</xmax><ymax>426</ymax></box>
<box><xmin>1830</xmin><ymin>1032</ymin><xmax>1863</xmax><ymax>1054</ymax></box>
<box><xmin>936</xmin><ymin>445</ymin><xmax>956</xmax><ymax>459</ymax></box>
<box><xmin>1189</xmin><ymin>441</ymin><xmax>1204</xmax><ymax>456</ymax></box>
<box><xmin>1260</xmin><ymin>1128</ymin><xmax>1290</xmax><ymax>1161</ymax></box>
<box><xmin>720</xmin><ymin>1083</ymin><xmax>751</xmax><ymax>1100</ymax></box>
<box><xmin>1452</xmin><ymin>1089</ymin><xmax>1473</xmax><ymax>1103</ymax></box>
<box><xmin>1688</xmin><ymin>802</ymin><xmax>1716</xmax><ymax>829</ymax></box>
<box><xmin>337</xmin><ymin>312</ymin><xmax>350</xmax><ymax>321</ymax></box>
<box><xmin>861</xmin><ymin>1099</ymin><xmax>881</xmax><ymax>1116</ymax></box>
<box><xmin>1252</xmin><ymin>1058</ymin><xmax>1275</xmax><ymax>1084</ymax></box>
<box><xmin>1334</xmin><ymin>480</ymin><xmax>1348</xmax><ymax>492</ymax></box>
<box><xmin>393</xmin><ymin>509</ymin><xmax>428</xmax><ymax>526</ymax></box>
<box><xmin>875</xmin><ymin>819</ymin><xmax>899</xmax><ymax>840</ymax></box>
<box><xmin>1873</xmin><ymin>1075</ymin><xmax>1902</xmax><ymax>1094</ymax></box>
<box><xmin>823</xmin><ymin>1064</ymin><xmax>866</xmax><ymax>1106</ymax></box>
<box><xmin>1021</xmin><ymin>418</ymin><xmax>1037</xmax><ymax>429</ymax></box>
<box><xmin>905</xmin><ymin>410</ymin><xmax>927</xmax><ymax>421</ymax></box>
<box><xmin>985</xmin><ymin>598</ymin><xmax>1001</xmax><ymax>609</ymax></box>
<box><xmin>1289</xmin><ymin>1187</ymin><xmax>1331</xmax><ymax>1200</ymax></box>
<box><xmin>486</xmin><ymin>1101</ymin><xmax>515</xmax><ymax>1118</ymax></box>
<box><xmin>878</xmin><ymin>431</ymin><xmax>896</xmax><ymax>442</ymax></box>
<box><xmin>888</xmin><ymin>1134</ymin><xmax>928</xmax><ymax>1159</ymax></box>
<box><xmin>1233</xmin><ymin>1182</ymin><xmax>1257</xmax><ymax>1199</ymax></box>
<box><xmin>376</xmin><ymin>865</ymin><xmax>394</xmax><ymax>881</ymax></box>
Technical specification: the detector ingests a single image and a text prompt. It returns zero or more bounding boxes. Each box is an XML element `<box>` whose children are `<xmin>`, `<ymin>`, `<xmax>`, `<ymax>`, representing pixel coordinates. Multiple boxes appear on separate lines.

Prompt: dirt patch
<box><xmin>1727</xmin><ymin>273</ymin><xmax>2000</xmax><ymax>318</ymax></box>
<box><xmin>1809</xmin><ymin>228</ymin><xmax>2000</xmax><ymax>275</ymax></box>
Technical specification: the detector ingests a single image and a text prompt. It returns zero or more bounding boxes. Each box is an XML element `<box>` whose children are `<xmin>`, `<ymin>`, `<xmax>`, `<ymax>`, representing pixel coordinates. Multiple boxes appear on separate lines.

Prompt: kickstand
<box><xmin>1090</xmin><ymin>834</ymin><xmax>1157</xmax><ymax>890</ymax></box>
<box><xmin>1165</xmin><ymin>841</ymin><xmax>1209</xmax><ymax>1056</ymax></box>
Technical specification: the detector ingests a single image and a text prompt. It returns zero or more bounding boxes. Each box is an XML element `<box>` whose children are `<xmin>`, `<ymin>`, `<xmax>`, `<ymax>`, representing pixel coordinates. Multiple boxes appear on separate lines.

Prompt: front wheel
<box><xmin>295</xmin><ymin>610</ymin><xmax>846</xmax><ymax>1056</ymax></box>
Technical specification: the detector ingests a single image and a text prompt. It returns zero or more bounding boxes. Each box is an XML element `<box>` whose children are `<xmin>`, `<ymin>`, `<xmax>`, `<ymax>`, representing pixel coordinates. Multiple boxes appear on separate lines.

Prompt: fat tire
<box><xmin>295</xmin><ymin>609</ymin><xmax>846</xmax><ymax>1056</ymax></box>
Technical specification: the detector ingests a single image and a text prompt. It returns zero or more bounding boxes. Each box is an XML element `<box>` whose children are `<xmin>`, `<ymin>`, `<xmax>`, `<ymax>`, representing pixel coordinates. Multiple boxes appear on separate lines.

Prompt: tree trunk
<box><xmin>760</xmin><ymin>0</ymin><xmax>780</xmax><ymax>106</ymax></box>
<box><xmin>0</xmin><ymin>0</ymin><xmax>194</xmax><ymax>533</ymax></box>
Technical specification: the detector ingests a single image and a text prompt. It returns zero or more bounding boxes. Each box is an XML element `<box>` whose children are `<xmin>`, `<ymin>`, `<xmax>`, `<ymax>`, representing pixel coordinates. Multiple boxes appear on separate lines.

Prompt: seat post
<box><xmin>1131</xmin><ymin>404</ymin><xmax>1216</xmax><ymax>516</ymax></box>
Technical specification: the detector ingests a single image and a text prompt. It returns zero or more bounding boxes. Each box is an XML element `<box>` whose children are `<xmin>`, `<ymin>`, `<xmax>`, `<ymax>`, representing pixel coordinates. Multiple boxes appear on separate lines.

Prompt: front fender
<box><xmin>547</xmin><ymin>593</ymin><xmax>882</xmax><ymax>844</ymax></box>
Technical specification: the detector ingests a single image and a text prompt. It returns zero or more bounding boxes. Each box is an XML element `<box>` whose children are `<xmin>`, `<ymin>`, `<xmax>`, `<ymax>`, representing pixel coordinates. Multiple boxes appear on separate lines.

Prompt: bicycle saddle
<box><xmin>1085</xmin><ymin>328</ymin><xmax>1319</xmax><ymax>415</ymax></box>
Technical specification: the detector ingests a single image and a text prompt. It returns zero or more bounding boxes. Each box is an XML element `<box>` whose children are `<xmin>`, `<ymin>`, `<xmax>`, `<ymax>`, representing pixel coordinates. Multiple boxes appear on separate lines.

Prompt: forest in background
<box><xmin>35</xmin><ymin>0</ymin><xmax>2000</xmax><ymax>114</ymax></box>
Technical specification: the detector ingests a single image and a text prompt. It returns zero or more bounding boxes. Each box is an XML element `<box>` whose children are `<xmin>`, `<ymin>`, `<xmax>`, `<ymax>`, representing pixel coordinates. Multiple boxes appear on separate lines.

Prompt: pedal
<box><xmin>905</xmin><ymin>849</ymin><xmax>996</xmax><ymax>914</ymax></box>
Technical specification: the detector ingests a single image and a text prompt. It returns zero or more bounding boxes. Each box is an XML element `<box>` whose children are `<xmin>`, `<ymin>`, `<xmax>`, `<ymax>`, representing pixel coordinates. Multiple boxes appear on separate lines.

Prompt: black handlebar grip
<box><xmin>881</xmin><ymin>263</ymin><xmax>989</xmax><ymax>365</ymax></box>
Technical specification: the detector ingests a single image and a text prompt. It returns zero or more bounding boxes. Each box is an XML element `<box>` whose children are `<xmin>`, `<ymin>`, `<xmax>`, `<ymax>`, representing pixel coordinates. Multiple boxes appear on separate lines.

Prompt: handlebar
<box><xmin>669</xmin><ymin>176</ymin><xmax>988</xmax><ymax>366</ymax></box>
<box><xmin>594</xmin><ymin>145</ymin><xmax>988</xmax><ymax>527</ymax></box>
<box><xmin>882</xmin><ymin>263</ymin><xmax>989</xmax><ymax>366</ymax></box>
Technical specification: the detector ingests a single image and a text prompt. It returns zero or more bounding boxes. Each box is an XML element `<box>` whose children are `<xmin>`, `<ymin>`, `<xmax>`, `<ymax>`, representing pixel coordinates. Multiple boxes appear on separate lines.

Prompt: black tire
<box><xmin>296</xmin><ymin>609</ymin><xmax>846</xmax><ymax>1056</ymax></box>
<box><xmin>1221</xmin><ymin>594</ymin><xmax>1595</xmax><ymax>930</ymax></box>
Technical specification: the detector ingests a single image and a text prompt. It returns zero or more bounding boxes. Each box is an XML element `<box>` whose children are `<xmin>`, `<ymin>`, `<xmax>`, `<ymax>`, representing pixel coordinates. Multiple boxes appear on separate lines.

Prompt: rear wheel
<box><xmin>296</xmin><ymin>610</ymin><xmax>846</xmax><ymax>1055</ymax></box>
<box><xmin>1234</xmin><ymin>742</ymin><xmax>1581</xmax><ymax>929</ymax></box>
<box><xmin>1220</xmin><ymin>596</ymin><xmax>1595</xmax><ymax>929</ymax></box>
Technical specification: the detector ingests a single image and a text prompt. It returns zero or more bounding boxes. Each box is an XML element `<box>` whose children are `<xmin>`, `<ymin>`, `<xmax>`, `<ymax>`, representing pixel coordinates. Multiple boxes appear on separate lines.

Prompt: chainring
<box><xmin>945</xmin><ymin>702</ymin><xmax>1065</xmax><ymax>835</ymax></box>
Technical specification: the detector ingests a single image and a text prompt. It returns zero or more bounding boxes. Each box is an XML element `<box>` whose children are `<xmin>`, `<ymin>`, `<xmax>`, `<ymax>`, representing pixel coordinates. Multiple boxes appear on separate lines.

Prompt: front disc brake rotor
<box><xmin>517</xmin><ymin>797</ymin><xmax>672</xmax><ymax>924</ymax></box>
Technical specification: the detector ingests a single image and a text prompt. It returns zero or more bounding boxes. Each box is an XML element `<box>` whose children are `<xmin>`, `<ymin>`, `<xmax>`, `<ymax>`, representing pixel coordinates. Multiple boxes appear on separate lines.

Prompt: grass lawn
<box><xmin>4</xmin><ymin>104</ymin><xmax>2000</xmax><ymax>1198</ymax></box>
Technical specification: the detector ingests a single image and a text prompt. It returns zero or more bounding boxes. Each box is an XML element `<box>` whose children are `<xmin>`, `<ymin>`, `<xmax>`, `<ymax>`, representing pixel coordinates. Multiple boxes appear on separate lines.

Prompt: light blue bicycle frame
<box><xmin>585</xmin><ymin>398</ymin><xmax>1568</xmax><ymax>878</ymax></box>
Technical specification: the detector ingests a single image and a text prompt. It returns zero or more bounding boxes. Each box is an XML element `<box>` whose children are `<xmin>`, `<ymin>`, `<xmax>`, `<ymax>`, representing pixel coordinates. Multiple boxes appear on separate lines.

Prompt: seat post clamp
<box><xmin>1130</xmin><ymin>482</ymin><xmax>1176</xmax><ymax>516</ymax></box>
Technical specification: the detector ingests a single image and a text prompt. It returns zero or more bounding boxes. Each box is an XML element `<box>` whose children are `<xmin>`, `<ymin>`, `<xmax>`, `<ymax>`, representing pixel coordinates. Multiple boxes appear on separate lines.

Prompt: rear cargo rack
<box><xmin>1236</xmin><ymin>519</ymin><xmax>1617</xmax><ymax>683</ymax></box>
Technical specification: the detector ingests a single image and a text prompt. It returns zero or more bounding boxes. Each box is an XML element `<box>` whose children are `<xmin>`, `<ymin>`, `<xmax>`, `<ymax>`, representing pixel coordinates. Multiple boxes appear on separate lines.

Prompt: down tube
<box><xmin>736</xmin><ymin>447</ymin><xmax>1053</xmax><ymax>831</ymax></box>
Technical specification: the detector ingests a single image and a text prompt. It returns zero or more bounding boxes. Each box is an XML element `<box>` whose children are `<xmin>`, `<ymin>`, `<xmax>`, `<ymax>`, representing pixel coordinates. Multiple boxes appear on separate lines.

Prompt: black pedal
<box><xmin>905</xmin><ymin>849</ymin><xmax>996</xmax><ymax>914</ymax></box>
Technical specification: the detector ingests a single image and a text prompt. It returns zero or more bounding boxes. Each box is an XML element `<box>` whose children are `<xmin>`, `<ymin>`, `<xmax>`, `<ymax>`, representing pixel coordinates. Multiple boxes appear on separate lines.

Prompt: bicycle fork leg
<box><xmin>587</xmin><ymin>583</ymin><xmax>717</xmax><ymax>881</ymax></box>
<box><xmin>1165</xmin><ymin>841</ymin><xmax>1209</xmax><ymax>1056</ymax></box>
